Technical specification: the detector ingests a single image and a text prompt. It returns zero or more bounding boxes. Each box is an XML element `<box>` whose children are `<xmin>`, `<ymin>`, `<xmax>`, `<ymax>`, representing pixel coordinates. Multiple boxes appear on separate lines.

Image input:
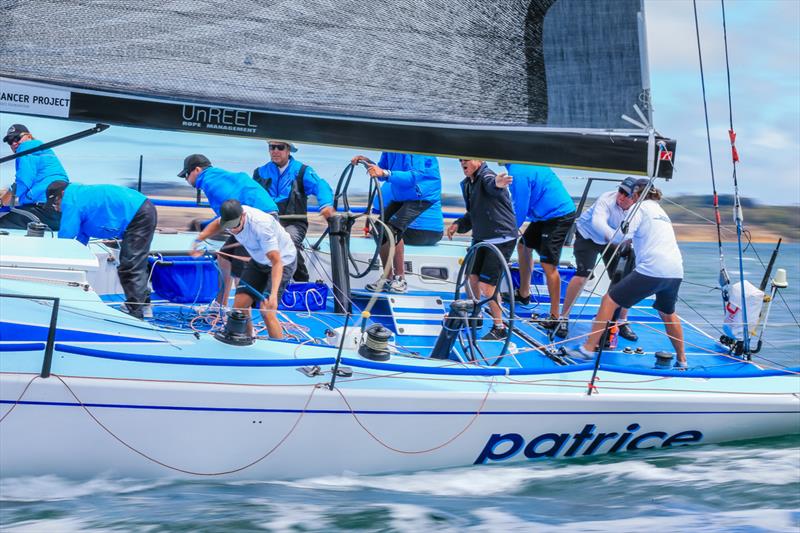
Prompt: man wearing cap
<box><xmin>252</xmin><ymin>140</ymin><xmax>334</xmax><ymax>282</ymax></box>
<box><xmin>506</xmin><ymin>164</ymin><xmax>576</xmax><ymax>330</ymax></box>
<box><xmin>0</xmin><ymin>124</ymin><xmax>69</xmax><ymax>231</ymax></box>
<box><xmin>554</xmin><ymin>177</ymin><xmax>640</xmax><ymax>340</ymax></box>
<box><xmin>191</xmin><ymin>199</ymin><xmax>296</xmax><ymax>339</ymax></box>
<box><xmin>179</xmin><ymin>154</ymin><xmax>279</xmax><ymax>308</ymax></box>
<box><xmin>570</xmin><ymin>180</ymin><xmax>687</xmax><ymax>368</ymax></box>
<box><xmin>46</xmin><ymin>181</ymin><xmax>157</xmax><ymax>319</ymax></box>
<box><xmin>351</xmin><ymin>152</ymin><xmax>442</xmax><ymax>293</ymax></box>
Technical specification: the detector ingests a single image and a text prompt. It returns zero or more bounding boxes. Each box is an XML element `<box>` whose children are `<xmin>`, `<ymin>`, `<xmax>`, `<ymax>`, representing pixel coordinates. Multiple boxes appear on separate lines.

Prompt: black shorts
<box><xmin>403</xmin><ymin>228</ymin><xmax>443</xmax><ymax>246</ymax></box>
<box><xmin>522</xmin><ymin>212</ymin><xmax>575</xmax><ymax>265</ymax></box>
<box><xmin>221</xmin><ymin>234</ymin><xmax>251</xmax><ymax>278</ymax></box>
<box><xmin>608</xmin><ymin>270</ymin><xmax>682</xmax><ymax>314</ymax></box>
<box><xmin>235</xmin><ymin>258</ymin><xmax>298</xmax><ymax>306</ymax></box>
<box><xmin>383</xmin><ymin>200</ymin><xmax>434</xmax><ymax>238</ymax></box>
<box><xmin>573</xmin><ymin>231</ymin><xmax>618</xmax><ymax>278</ymax></box>
<box><xmin>470</xmin><ymin>239</ymin><xmax>516</xmax><ymax>287</ymax></box>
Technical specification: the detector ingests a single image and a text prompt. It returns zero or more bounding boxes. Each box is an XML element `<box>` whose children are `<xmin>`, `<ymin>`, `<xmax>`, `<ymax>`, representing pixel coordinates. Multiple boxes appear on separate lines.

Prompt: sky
<box><xmin>1</xmin><ymin>0</ymin><xmax>798</xmax><ymax>206</ymax></box>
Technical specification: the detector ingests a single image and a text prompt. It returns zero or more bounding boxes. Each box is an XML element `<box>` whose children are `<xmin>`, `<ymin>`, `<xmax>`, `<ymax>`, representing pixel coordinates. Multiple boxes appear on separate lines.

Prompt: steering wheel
<box><xmin>452</xmin><ymin>241</ymin><xmax>516</xmax><ymax>365</ymax></box>
<box><xmin>311</xmin><ymin>160</ymin><xmax>385</xmax><ymax>279</ymax></box>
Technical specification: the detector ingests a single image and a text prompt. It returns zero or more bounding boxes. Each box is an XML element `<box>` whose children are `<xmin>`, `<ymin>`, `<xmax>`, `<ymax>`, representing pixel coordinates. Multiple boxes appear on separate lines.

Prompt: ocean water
<box><xmin>1</xmin><ymin>242</ymin><xmax>798</xmax><ymax>532</ymax></box>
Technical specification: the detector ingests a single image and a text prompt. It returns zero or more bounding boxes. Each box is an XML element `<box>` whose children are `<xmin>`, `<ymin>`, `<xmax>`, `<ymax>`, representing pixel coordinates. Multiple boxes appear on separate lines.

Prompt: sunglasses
<box><xmin>268</xmin><ymin>143</ymin><xmax>288</xmax><ymax>151</ymax></box>
<box><xmin>5</xmin><ymin>135</ymin><xmax>22</xmax><ymax>145</ymax></box>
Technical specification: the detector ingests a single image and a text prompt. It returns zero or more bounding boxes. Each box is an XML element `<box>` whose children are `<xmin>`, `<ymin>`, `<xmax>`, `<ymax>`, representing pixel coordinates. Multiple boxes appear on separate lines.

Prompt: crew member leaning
<box><xmin>253</xmin><ymin>140</ymin><xmax>334</xmax><ymax>282</ymax></box>
<box><xmin>556</xmin><ymin>177</ymin><xmax>640</xmax><ymax>340</ymax></box>
<box><xmin>0</xmin><ymin>124</ymin><xmax>68</xmax><ymax>231</ymax></box>
<box><xmin>570</xmin><ymin>180</ymin><xmax>687</xmax><ymax>368</ymax></box>
<box><xmin>351</xmin><ymin>152</ymin><xmax>442</xmax><ymax>293</ymax></box>
<box><xmin>447</xmin><ymin>159</ymin><xmax>517</xmax><ymax>340</ymax></box>
<box><xmin>179</xmin><ymin>154</ymin><xmax>279</xmax><ymax>308</ymax></box>
<box><xmin>47</xmin><ymin>181</ymin><xmax>158</xmax><ymax>319</ymax></box>
<box><xmin>507</xmin><ymin>164</ymin><xmax>576</xmax><ymax>330</ymax></box>
<box><xmin>192</xmin><ymin>199</ymin><xmax>297</xmax><ymax>340</ymax></box>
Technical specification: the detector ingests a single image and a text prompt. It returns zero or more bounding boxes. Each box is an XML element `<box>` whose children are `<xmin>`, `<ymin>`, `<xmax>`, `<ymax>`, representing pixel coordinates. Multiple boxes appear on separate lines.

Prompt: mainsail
<box><xmin>0</xmin><ymin>0</ymin><xmax>674</xmax><ymax>177</ymax></box>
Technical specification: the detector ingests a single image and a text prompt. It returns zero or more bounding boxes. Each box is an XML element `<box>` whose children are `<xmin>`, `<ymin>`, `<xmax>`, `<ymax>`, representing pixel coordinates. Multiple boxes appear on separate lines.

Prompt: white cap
<box><xmin>267</xmin><ymin>139</ymin><xmax>298</xmax><ymax>153</ymax></box>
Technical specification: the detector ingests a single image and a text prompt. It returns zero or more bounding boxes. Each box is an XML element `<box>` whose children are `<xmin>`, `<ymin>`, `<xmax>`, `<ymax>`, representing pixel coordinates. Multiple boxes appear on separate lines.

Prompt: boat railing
<box><xmin>0</xmin><ymin>293</ymin><xmax>60</xmax><ymax>378</ymax></box>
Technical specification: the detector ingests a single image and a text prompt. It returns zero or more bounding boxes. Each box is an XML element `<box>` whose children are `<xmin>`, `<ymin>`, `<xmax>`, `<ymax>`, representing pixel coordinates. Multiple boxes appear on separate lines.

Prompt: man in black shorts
<box><xmin>192</xmin><ymin>200</ymin><xmax>297</xmax><ymax>339</ymax></box>
<box><xmin>555</xmin><ymin>177</ymin><xmax>639</xmax><ymax>339</ymax></box>
<box><xmin>352</xmin><ymin>152</ymin><xmax>442</xmax><ymax>293</ymax></box>
<box><xmin>447</xmin><ymin>159</ymin><xmax>517</xmax><ymax>340</ymax></box>
<box><xmin>506</xmin><ymin>164</ymin><xmax>576</xmax><ymax>329</ymax></box>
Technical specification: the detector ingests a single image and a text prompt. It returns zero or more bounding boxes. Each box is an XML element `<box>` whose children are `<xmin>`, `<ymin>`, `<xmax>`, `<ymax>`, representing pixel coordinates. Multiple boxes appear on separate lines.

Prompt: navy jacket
<box><xmin>455</xmin><ymin>164</ymin><xmax>517</xmax><ymax>243</ymax></box>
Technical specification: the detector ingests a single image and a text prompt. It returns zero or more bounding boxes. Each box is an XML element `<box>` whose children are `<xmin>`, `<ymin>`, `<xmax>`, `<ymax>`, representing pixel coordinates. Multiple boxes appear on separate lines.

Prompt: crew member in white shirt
<box><xmin>556</xmin><ymin>177</ymin><xmax>639</xmax><ymax>340</ymax></box>
<box><xmin>191</xmin><ymin>199</ymin><xmax>297</xmax><ymax>339</ymax></box>
<box><xmin>572</xmin><ymin>180</ymin><xmax>687</xmax><ymax>368</ymax></box>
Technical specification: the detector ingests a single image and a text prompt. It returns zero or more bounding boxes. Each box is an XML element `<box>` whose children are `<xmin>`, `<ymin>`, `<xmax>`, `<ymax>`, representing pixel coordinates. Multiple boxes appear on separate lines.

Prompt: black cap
<box><xmin>45</xmin><ymin>180</ymin><xmax>70</xmax><ymax>206</ymax></box>
<box><xmin>219</xmin><ymin>199</ymin><xmax>244</xmax><ymax>230</ymax></box>
<box><xmin>3</xmin><ymin>124</ymin><xmax>30</xmax><ymax>143</ymax></box>
<box><xmin>178</xmin><ymin>154</ymin><xmax>211</xmax><ymax>178</ymax></box>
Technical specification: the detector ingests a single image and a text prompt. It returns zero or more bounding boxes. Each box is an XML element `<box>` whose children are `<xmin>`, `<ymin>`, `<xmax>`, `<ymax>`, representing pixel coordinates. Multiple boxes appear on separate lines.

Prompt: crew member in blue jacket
<box><xmin>47</xmin><ymin>181</ymin><xmax>158</xmax><ymax>319</ymax></box>
<box><xmin>179</xmin><ymin>154</ymin><xmax>279</xmax><ymax>307</ymax></box>
<box><xmin>0</xmin><ymin>124</ymin><xmax>68</xmax><ymax>231</ymax></box>
<box><xmin>253</xmin><ymin>140</ymin><xmax>334</xmax><ymax>282</ymax></box>
<box><xmin>351</xmin><ymin>152</ymin><xmax>442</xmax><ymax>293</ymax></box>
<box><xmin>507</xmin><ymin>164</ymin><xmax>576</xmax><ymax>329</ymax></box>
<box><xmin>375</xmin><ymin>182</ymin><xmax>443</xmax><ymax>246</ymax></box>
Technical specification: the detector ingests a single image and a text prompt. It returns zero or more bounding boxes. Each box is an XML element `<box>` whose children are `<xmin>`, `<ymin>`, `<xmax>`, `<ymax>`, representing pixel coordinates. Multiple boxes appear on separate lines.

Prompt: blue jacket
<box><xmin>374</xmin><ymin>182</ymin><xmax>444</xmax><ymax>232</ymax></box>
<box><xmin>58</xmin><ymin>184</ymin><xmax>146</xmax><ymax>245</ymax></box>
<box><xmin>378</xmin><ymin>153</ymin><xmax>441</xmax><ymax>203</ymax></box>
<box><xmin>195</xmin><ymin>166</ymin><xmax>278</xmax><ymax>215</ymax></box>
<box><xmin>14</xmin><ymin>139</ymin><xmax>69</xmax><ymax>205</ymax></box>
<box><xmin>506</xmin><ymin>164</ymin><xmax>574</xmax><ymax>227</ymax></box>
<box><xmin>254</xmin><ymin>157</ymin><xmax>333</xmax><ymax>210</ymax></box>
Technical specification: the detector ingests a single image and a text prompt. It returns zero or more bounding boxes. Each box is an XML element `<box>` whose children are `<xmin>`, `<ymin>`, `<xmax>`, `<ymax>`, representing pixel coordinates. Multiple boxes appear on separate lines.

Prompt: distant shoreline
<box><xmin>152</xmin><ymin>204</ymin><xmax>793</xmax><ymax>244</ymax></box>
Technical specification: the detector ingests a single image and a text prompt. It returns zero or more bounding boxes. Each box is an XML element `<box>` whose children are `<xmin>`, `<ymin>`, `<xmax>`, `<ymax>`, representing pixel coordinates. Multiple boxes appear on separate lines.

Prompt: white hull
<box><xmin>2</xmin><ymin>371</ymin><xmax>798</xmax><ymax>479</ymax></box>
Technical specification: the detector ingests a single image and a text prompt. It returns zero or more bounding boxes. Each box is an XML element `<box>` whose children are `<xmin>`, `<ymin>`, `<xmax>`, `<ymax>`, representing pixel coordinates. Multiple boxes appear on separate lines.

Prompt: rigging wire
<box><xmin>692</xmin><ymin>0</ymin><xmax>731</xmax><ymax>308</ymax></box>
<box><xmin>720</xmin><ymin>0</ymin><xmax>752</xmax><ymax>355</ymax></box>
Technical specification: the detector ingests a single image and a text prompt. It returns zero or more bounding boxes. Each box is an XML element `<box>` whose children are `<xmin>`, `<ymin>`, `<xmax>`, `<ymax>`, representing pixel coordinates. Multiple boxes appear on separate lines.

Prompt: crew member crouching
<box><xmin>192</xmin><ymin>199</ymin><xmax>297</xmax><ymax>340</ymax></box>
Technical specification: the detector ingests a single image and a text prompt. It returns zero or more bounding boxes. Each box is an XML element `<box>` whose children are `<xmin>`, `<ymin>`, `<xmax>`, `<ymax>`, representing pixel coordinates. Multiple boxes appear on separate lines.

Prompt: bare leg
<box><xmin>659</xmin><ymin>311</ymin><xmax>685</xmax><ymax>363</ymax></box>
<box><xmin>468</xmin><ymin>274</ymin><xmax>481</xmax><ymax>301</ymax></box>
<box><xmin>560</xmin><ymin>275</ymin><xmax>588</xmax><ymax>319</ymax></box>
<box><xmin>379</xmin><ymin>240</ymin><xmax>391</xmax><ymax>277</ymax></box>
<box><xmin>541</xmin><ymin>262</ymin><xmax>561</xmax><ymax>318</ymax></box>
<box><xmin>517</xmin><ymin>242</ymin><xmax>533</xmax><ymax>298</ymax></box>
<box><xmin>216</xmin><ymin>256</ymin><xmax>233</xmax><ymax>307</ymax></box>
<box><xmin>583</xmin><ymin>294</ymin><xmax>620</xmax><ymax>351</ymax></box>
<box><xmin>619</xmin><ymin>307</ymin><xmax>630</xmax><ymax>321</ymax></box>
<box><xmin>393</xmin><ymin>239</ymin><xmax>405</xmax><ymax>279</ymax></box>
<box><xmin>480</xmin><ymin>281</ymin><xmax>504</xmax><ymax>327</ymax></box>
<box><xmin>260</xmin><ymin>300</ymin><xmax>283</xmax><ymax>339</ymax></box>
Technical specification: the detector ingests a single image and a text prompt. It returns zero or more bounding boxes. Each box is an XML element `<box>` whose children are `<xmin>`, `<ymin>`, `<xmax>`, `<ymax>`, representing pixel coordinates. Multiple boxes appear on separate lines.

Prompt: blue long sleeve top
<box><xmin>195</xmin><ymin>166</ymin><xmax>278</xmax><ymax>215</ymax></box>
<box><xmin>506</xmin><ymin>164</ymin><xmax>575</xmax><ymax>227</ymax></box>
<box><xmin>254</xmin><ymin>157</ymin><xmax>333</xmax><ymax>209</ymax></box>
<box><xmin>374</xmin><ymin>182</ymin><xmax>444</xmax><ymax>231</ymax></box>
<box><xmin>378</xmin><ymin>153</ymin><xmax>441</xmax><ymax>203</ymax></box>
<box><xmin>13</xmin><ymin>139</ymin><xmax>69</xmax><ymax>205</ymax></box>
<box><xmin>58</xmin><ymin>184</ymin><xmax>146</xmax><ymax>245</ymax></box>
